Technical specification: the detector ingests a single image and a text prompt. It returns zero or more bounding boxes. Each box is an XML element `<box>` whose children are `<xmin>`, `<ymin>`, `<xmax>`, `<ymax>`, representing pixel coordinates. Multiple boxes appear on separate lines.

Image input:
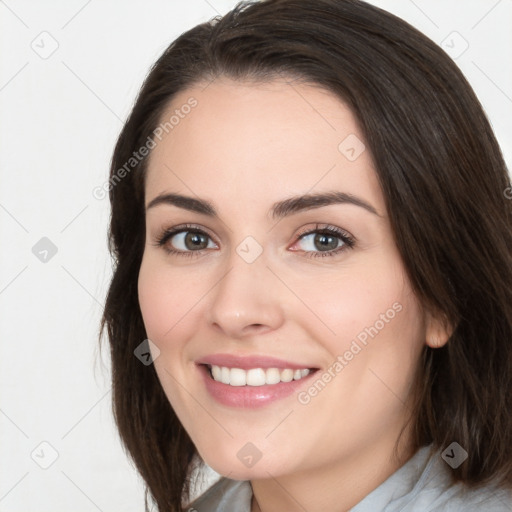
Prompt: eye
<box><xmin>153</xmin><ymin>224</ymin><xmax>217</xmax><ymax>256</ymax></box>
<box><xmin>290</xmin><ymin>224</ymin><xmax>355</xmax><ymax>258</ymax></box>
<box><xmin>169</xmin><ymin>231</ymin><xmax>216</xmax><ymax>251</ymax></box>
<box><xmin>153</xmin><ymin>223</ymin><xmax>355</xmax><ymax>259</ymax></box>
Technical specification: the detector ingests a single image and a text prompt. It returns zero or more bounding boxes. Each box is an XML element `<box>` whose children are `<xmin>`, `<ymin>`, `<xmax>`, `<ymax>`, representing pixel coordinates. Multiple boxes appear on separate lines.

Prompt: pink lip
<box><xmin>196</xmin><ymin>354</ymin><xmax>319</xmax><ymax>408</ymax></box>
<box><xmin>197</xmin><ymin>353</ymin><xmax>316</xmax><ymax>370</ymax></box>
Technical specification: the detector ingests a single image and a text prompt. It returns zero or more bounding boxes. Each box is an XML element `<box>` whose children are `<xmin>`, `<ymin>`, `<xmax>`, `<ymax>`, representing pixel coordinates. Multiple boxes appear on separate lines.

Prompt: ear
<box><xmin>425</xmin><ymin>310</ymin><xmax>453</xmax><ymax>349</ymax></box>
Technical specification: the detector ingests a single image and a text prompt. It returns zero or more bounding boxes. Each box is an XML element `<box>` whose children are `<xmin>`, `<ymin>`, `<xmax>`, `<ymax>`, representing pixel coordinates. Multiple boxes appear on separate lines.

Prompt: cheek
<box><xmin>137</xmin><ymin>262</ymin><xmax>172</xmax><ymax>340</ymax></box>
<box><xmin>289</xmin><ymin>267</ymin><xmax>424</xmax><ymax>453</ymax></box>
<box><xmin>294</xmin><ymin>261</ymin><xmax>409</xmax><ymax>346</ymax></box>
<box><xmin>294</xmin><ymin>255</ymin><xmax>425</xmax><ymax>401</ymax></box>
<box><xmin>324</xmin><ymin>264</ymin><xmax>425</xmax><ymax>401</ymax></box>
<box><xmin>137</xmin><ymin>255</ymin><xmax>205</xmax><ymax>342</ymax></box>
<box><xmin>137</xmin><ymin>257</ymin><xmax>201</xmax><ymax>412</ymax></box>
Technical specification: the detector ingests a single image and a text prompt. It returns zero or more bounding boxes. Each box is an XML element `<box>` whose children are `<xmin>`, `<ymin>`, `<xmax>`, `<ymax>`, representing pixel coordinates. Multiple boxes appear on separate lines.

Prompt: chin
<box><xmin>209</xmin><ymin>462</ymin><xmax>277</xmax><ymax>481</ymax></box>
<box><xmin>198</xmin><ymin>445</ymin><xmax>291</xmax><ymax>481</ymax></box>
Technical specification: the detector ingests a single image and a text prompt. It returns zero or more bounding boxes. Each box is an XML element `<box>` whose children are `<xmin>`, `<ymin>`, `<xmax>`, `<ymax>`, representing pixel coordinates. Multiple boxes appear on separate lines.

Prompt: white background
<box><xmin>0</xmin><ymin>1</ymin><xmax>511</xmax><ymax>511</ymax></box>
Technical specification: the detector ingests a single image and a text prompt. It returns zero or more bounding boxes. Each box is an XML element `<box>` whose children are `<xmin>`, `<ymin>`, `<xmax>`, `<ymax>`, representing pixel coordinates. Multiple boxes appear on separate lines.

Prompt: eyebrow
<box><xmin>146</xmin><ymin>191</ymin><xmax>380</xmax><ymax>218</ymax></box>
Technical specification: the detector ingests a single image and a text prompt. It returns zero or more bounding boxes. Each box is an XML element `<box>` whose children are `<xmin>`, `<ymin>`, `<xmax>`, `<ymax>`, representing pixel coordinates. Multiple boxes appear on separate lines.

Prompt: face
<box><xmin>138</xmin><ymin>78</ymin><xmax>432</xmax><ymax>480</ymax></box>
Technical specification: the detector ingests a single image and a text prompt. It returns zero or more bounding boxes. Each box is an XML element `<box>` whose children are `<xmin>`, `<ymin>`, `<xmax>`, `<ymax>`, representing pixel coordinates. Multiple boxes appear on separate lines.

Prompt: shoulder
<box><xmin>400</xmin><ymin>445</ymin><xmax>512</xmax><ymax>512</ymax></box>
<box><xmin>351</xmin><ymin>444</ymin><xmax>512</xmax><ymax>512</ymax></box>
<box><xmin>184</xmin><ymin>477</ymin><xmax>252</xmax><ymax>512</ymax></box>
<box><xmin>427</xmin><ymin>481</ymin><xmax>512</xmax><ymax>511</ymax></box>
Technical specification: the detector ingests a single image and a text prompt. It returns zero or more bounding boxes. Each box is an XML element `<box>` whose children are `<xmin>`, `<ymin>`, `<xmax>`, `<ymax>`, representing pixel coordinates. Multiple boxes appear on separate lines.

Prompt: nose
<box><xmin>205</xmin><ymin>252</ymin><xmax>285</xmax><ymax>339</ymax></box>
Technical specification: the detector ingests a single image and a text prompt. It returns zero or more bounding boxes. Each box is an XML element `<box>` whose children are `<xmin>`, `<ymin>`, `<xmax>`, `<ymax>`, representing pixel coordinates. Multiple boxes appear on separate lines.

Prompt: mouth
<box><xmin>195</xmin><ymin>353</ymin><xmax>320</xmax><ymax>407</ymax></box>
<box><xmin>197</xmin><ymin>359</ymin><xmax>320</xmax><ymax>408</ymax></box>
<box><xmin>205</xmin><ymin>364</ymin><xmax>316</xmax><ymax>386</ymax></box>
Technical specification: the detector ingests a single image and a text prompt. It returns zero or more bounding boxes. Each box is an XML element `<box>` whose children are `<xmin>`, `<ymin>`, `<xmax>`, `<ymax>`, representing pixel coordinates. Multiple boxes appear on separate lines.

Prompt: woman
<box><xmin>100</xmin><ymin>0</ymin><xmax>512</xmax><ymax>510</ymax></box>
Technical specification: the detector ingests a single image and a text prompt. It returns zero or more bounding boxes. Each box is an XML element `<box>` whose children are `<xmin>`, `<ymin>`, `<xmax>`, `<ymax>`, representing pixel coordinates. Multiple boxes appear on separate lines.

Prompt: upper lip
<box><xmin>197</xmin><ymin>353</ymin><xmax>318</xmax><ymax>370</ymax></box>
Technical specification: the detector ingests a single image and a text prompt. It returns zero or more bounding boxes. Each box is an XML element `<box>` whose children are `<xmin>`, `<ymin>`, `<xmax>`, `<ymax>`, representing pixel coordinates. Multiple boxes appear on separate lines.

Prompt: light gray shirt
<box><xmin>187</xmin><ymin>444</ymin><xmax>512</xmax><ymax>511</ymax></box>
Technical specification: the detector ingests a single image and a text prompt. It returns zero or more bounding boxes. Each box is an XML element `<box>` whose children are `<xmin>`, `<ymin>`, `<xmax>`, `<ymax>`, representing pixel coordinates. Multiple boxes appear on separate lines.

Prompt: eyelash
<box><xmin>152</xmin><ymin>223</ymin><xmax>356</xmax><ymax>259</ymax></box>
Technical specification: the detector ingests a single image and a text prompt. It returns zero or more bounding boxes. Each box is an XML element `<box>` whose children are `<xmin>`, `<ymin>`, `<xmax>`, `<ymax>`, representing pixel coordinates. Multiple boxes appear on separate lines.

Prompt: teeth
<box><xmin>230</xmin><ymin>368</ymin><xmax>246</xmax><ymax>386</ymax></box>
<box><xmin>208</xmin><ymin>365</ymin><xmax>311</xmax><ymax>386</ymax></box>
<box><xmin>221</xmin><ymin>366</ymin><xmax>230</xmax><ymax>384</ymax></box>
<box><xmin>211</xmin><ymin>365</ymin><xmax>222</xmax><ymax>381</ymax></box>
<box><xmin>265</xmin><ymin>368</ymin><xmax>281</xmax><ymax>385</ymax></box>
<box><xmin>247</xmin><ymin>368</ymin><xmax>266</xmax><ymax>386</ymax></box>
<box><xmin>280</xmin><ymin>369</ymin><xmax>294</xmax><ymax>382</ymax></box>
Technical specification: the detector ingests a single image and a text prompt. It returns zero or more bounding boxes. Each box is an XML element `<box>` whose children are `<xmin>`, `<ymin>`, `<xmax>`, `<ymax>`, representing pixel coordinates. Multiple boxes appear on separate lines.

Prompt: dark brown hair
<box><xmin>99</xmin><ymin>0</ymin><xmax>512</xmax><ymax>510</ymax></box>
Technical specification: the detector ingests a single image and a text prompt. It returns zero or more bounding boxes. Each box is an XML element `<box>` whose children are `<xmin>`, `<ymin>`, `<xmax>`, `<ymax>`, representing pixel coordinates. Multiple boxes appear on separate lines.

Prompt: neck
<box><xmin>250</xmin><ymin>433</ymin><xmax>416</xmax><ymax>512</ymax></box>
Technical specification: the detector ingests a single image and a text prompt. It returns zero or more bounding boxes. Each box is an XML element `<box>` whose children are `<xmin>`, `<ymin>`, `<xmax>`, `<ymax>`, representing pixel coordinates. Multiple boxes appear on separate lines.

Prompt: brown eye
<box><xmin>290</xmin><ymin>225</ymin><xmax>356</xmax><ymax>259</ymax></box>
<box><xmin>182</xmin><ymin>232</ymin><xmax>209</xmax><ymax>250</ymax></box>
<box><xmin>312</xmin><ymin>233</ymin><xmax>340</xmax><ymax>251</ymax></box>
<box><xmin>154</xmin><ymin>226</ymin><xmax>218</xmax><ymax>256</ymax></box>
<box><xmin>167</xmin><ymin>230</ymin><xmax>215</xmax><ymax>252</ymax></box>
<box><xmin>296</xmin><ymin>231</ymin><xmax>344</xmax><ymax>253</ymax></box>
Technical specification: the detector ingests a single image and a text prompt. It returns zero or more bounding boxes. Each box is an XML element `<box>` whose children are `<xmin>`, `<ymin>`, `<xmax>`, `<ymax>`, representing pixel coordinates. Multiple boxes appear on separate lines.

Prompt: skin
<box><xmin>137</xmin><ymin>78</ymin><xmax>450</xmax><ymax>512</ymax></box>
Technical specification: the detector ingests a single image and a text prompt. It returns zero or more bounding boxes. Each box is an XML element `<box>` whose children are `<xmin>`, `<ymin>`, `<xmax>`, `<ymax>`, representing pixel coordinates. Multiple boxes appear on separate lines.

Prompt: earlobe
<box><xmin>425</xmin><ymin>311</ymin><xmax>453</xmax><ymax>349</ymax></box>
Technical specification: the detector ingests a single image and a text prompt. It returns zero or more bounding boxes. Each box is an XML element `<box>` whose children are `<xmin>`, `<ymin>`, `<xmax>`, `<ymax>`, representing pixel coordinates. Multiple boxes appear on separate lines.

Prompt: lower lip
<box><xmin>198</xmin><ymin>364</ymin><xmax>317</xmax><ymax>408</ymax></box>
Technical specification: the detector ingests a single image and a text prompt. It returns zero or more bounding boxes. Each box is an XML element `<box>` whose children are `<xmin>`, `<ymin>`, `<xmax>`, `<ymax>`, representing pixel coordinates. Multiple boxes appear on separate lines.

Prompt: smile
<box><xmin>208</xmin><ymin>365</ymin><xmax>311</xmax><ymax>386</ymax></box>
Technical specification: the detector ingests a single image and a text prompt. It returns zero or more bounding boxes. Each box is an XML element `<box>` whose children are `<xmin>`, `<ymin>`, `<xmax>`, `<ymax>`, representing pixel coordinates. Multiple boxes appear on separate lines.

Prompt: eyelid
<box><xmin>157</xmin><ymin>223</ymin><xmax>217</xmax><ymax>241</ymax></box>
<box><xmin>294</xmin><ymin>223</ymin><xmax>354</xmax><ymax>240</ymax></box>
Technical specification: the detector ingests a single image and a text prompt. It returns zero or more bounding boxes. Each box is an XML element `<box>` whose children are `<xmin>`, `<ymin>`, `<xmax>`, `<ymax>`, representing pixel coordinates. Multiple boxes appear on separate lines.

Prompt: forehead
<box><xmin>145</xmin><ymin>78</ymin><xmax>384</xmax><ymax>215</ymax></box>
